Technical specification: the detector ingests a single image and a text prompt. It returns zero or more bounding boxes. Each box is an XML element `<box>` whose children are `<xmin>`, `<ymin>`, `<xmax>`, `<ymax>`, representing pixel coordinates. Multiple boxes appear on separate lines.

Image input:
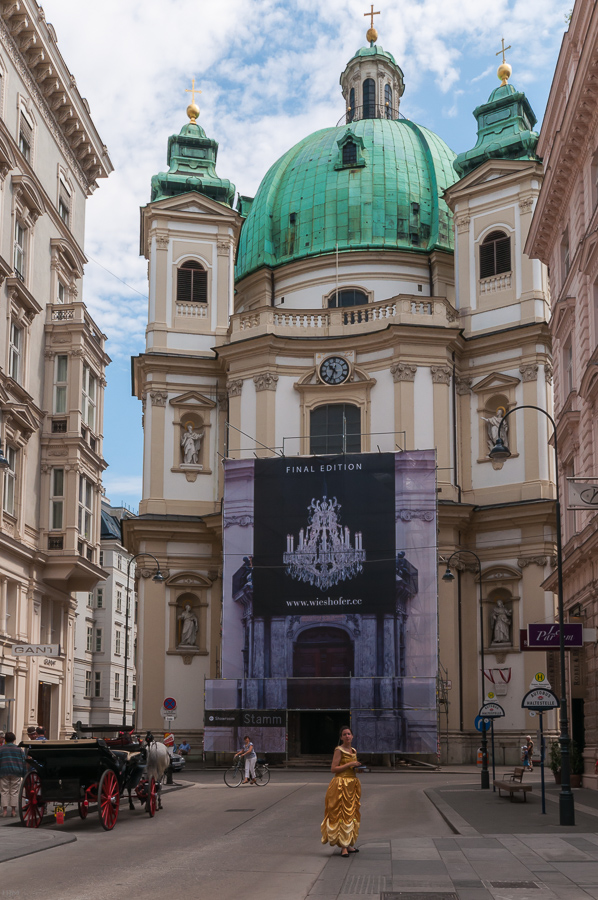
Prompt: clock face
<box><xmin>319</xmin><ymin>356</ymin><xmax>350</xmax><ymax>385</ymax></box>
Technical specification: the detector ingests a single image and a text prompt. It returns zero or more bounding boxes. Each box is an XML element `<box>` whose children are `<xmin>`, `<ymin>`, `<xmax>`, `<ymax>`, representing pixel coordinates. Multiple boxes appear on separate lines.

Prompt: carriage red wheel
<box><xmin>78</xmin><ymin>800</ymin><xmax>89</xmax><ymax>819</ymax></box>
<box><xmin>97</xmin><ymin>770</ymin><xmax>120</xmax><ymax>831</ymax></box>
<box><xmin>145</xmin><ymin>776</ymin><xmax>157</xmax><ymax>817</ymax></box>
<box><xmin>19</xmin><ymin>771</ymin><xmax>45</xmax><ymax>828</ymax></box>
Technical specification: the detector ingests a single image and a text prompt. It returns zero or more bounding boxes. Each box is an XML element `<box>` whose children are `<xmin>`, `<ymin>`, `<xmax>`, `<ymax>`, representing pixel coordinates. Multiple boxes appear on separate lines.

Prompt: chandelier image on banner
<box><xmin>283</xmin><ymin>496</ymin><xmax>366</xmax><ymax>590</ymax></box>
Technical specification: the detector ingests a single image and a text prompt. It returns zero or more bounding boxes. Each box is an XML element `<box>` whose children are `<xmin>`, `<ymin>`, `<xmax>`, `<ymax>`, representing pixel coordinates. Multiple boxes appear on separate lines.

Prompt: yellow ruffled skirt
<box><xmin>321</xmin><ymin>773</ymin><xmax>361</xmax><ymax>847</ymax></box>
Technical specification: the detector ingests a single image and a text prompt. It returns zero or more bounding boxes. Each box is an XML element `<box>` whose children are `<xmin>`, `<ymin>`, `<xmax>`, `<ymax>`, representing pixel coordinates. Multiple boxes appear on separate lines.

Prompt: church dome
<box><xmin>235</xmin><ymin>115</ymin><xmax>457</xmax><ymax>281</ymax></box>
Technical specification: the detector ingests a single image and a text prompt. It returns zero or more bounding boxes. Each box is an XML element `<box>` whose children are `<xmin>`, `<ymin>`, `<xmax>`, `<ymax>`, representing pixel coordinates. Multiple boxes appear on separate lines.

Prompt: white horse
<box><xmin>146</xmin><ymin>736</ymin><xmax>171</xmax><ymax>811</ymax></box>
<box><xmin>126</xmin><ymin>732</ymin><xmax>171</xmax><ymax>811</ymax></box>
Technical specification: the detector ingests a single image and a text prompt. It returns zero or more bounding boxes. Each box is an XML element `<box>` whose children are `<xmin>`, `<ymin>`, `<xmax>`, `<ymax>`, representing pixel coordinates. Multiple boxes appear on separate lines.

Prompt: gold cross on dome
<box><xmin>364</xmin><ymin>4</ymin><xmax>380</xmax><ymax>29</ymax></box>
<box><xmin>185</xmin><ymin>77</ymin><xmax>201</xmax><ymax>105</ymax></box>
<box><xmin>495</xmin><ymin>37</ymin><xmax>511</xmax><ymax>64</ymax></box>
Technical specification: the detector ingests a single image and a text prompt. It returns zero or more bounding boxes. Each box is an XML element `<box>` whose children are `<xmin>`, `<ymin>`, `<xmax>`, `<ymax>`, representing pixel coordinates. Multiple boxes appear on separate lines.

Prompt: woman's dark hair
<box><xmin>5</xmin><ymin>732</ymin><xmax>16</xmax><ymax>743</ymax></box>
<box><xmin>243</xmin><ymin>735</ymin><xmax>251</xmax><ymax>741</ymax></box>
<box><xmin>338</xmin><ymin>725</ymin><xmax>352</xmax><ymax>744</ymax></box>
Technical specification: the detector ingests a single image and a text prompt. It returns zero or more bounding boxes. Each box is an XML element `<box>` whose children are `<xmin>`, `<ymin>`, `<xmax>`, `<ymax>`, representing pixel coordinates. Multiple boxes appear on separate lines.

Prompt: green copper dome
<box><xmin>235</xmin><ymin>117</ymin><xmax>457</xmax><ymax>280</ymax></box>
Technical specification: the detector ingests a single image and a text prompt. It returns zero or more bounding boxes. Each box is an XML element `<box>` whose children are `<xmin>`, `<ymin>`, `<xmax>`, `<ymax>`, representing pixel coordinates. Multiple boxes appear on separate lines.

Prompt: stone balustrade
<box><xmin>231</xmin><ymin>295</ymin><xmax>457</xmax><ymax>340</ymax></box>
<box><xmin>479</xmin><ymin>273</ymin><xmax>512</xmax><ymax>293</ymax></box>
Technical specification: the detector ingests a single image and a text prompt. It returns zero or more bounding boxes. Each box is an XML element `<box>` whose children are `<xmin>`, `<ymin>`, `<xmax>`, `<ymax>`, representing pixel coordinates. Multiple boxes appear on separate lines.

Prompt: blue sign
<box><xmin>163</xmin><ymin>697</ymin><xmax>177</xmax><ymax>711</ymax></box>
<box><xmin>474</xmin><ymin>715</ymin><xmax>488</xmax><ymax>732</ymax></box>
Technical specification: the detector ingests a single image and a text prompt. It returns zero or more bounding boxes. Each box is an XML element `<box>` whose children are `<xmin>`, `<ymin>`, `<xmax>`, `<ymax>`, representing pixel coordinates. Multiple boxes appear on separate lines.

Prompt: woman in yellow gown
<box><xmin>321</xmin><ymin>725</ymin><xmax>361</xmax><ymax>857</ymax></box>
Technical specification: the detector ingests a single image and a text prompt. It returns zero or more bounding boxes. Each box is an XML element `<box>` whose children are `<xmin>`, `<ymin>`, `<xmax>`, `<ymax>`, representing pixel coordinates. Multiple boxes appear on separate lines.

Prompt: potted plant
<box><xmin>549</xmin><ymin>739</ymin><xmax>583</xmax><ymax>786</ymax></box>
<box><xmin>570</xmin><ymin>740</ymin><xmax>583</xmax><ymax>788</ymax></box>
<box><xmin>549</xmin><ymin>740</ymin><xmax>561</xmax><ymax>784</ymax></box>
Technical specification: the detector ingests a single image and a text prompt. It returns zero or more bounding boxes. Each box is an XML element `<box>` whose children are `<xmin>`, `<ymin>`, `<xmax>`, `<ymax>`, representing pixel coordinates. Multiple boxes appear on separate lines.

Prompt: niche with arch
<box><xmin>169</xmin><ymin>391</ymin><xmax>215</xmax><ymax>480</ymax></box>
<box><xmin>167</xmin><ymin>575</ymin><xmax>211</xmax><ymax>658</ymax></box>
<box><xmin>472</xmin><ymin>373</ymin><xmax>520</xmax><ymax>468</ymax></box>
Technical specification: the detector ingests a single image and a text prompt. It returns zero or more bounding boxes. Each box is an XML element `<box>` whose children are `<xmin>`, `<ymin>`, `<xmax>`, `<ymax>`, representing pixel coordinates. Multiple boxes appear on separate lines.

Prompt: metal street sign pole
<box><xmin>491</xmin><ymin>719</ymin><xmax>496</xmax><ymax>790</ymax></box>
<box><xmin>540</xmin><ymin>712</ymin><xmax>546</xmax><ymax>815</ymax></box>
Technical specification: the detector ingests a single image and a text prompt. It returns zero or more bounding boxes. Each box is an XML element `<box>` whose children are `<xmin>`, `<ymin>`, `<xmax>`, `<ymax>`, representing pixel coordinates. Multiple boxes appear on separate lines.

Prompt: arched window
<box><xmin>310</xmin><ymin>404</ymin><xmax>361</xmax><ymax>455</ymax></box>
<box><xmin>384</xmin><ymin>84</ymin><xmax>392</xmax><ymax>118</ymax></box>
<box><xmin>363</xmin><ymin>78</ymin><xmax>376</xmax><ymax>119</ymax></box>
<box><xmin>328</xmin><ymin>288</ymin><xmax>368</xmax><ymax>308</ymax></box>
<box><xmin>342</xmin><ymin>142</ymin><xmax>357</xmax><ymax>167</ymax></box>
<box><xmin>348</xmin><ymin>88</ymin><xmax>355</xmax><ymax>123</ymax></box>
<box><xmin>479</xmin><ymin>231</ymin><xmax>511</xmax><ymax>279</ymax></box>
<box><xmin>177</xmin><ymin>260</ymin><xmax>208</xmax><ymax>303</ymax></box>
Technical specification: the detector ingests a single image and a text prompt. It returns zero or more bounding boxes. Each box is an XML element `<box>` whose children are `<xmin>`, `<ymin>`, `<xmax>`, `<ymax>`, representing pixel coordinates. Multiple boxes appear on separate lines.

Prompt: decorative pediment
<box><xmin>165</xmin><ymin>571</ymin><xmax>213</xmax><ymax>588</ymax></box>
<box><xmin>169</xmin><ymin>390</ymin><xmax>217</xmax><ymax>410</ymax></box>
<box><xmin>0</xmin><ymin>131</ymin><xmax>16</xmax><ymax>181</ymax></box>
<box><xmin>50</xmin><ymin>237</ymin><xmax>85</xmax><ymax>277</ymax></box>
<box><xmin>11</xmin><ymin>173</ymin><xmax>45</xmax><ymax>221</ymax></box>
<box><xmin>150</xmin><ymin>192</ymin><xmax>236</xmax><ymax>219</ymax></box>
<box><xmin>7</xmin><ymin>276</ymin><xmax>42</xmax><ymax>322</ymax></box>
<box><xmin>472</xmin><ymin>372</ymin><xmax>520</xmax><ymax>394</ymax></box>
<box><xmin>2</xmin><ymin>401</ymin><xmax>40</xmax><ymax>443</ymax></box>
<box><xmin>580</xmin><ymin>231</ymin><xmax>598</xmax><ymax>278</ymax></box>
<box><xmin>481</xmin><ymin>564</ymin><xmax>522</xmax><ymax>583</ymax></box>
<box><xmin>551</xmin><ymin>297</ymin><xmax>576</xmax><ymax>341</ymax></box>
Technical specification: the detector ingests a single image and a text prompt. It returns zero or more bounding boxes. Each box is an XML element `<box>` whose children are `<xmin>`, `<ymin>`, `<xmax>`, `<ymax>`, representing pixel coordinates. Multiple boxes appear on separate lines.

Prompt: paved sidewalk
<box><xmin>308</xmin><ymin>775</ymin><xmax>598</xmax><ymax>900</ymax></box>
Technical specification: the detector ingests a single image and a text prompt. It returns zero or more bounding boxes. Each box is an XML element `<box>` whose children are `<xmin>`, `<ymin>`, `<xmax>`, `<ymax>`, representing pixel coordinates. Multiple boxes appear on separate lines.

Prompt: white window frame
<box><xmin>564</xmin><ymin>337</ymin><xmax>574</xmax><ymax>395</ymax></box>
<box><xmin>95</xmin><ymin>627</ymin><xmax>102</xmax><ymax>652</ymax></box>
<box><xmin>87</xmin><ymin>591</ymin><xmax>93</xmax><ymax>608</ymax></box>
<box><xmin>115</xmin><ymin>628</ymin><xmax>121</xmax><ymax>655</ymax></box>
<box><xmin>13</xmin><ymin>219</ymin><xmax>26</xmax><ymax>280</ymax></box>
<box><xmin>96</xmin><ymin>588</ymin><xmax>104</xmax><ymax>609</ymax></box>
<box><xmin>81</xmin><ymin>365</ymin><xmax>97</xmax><ymax>432</ymax></box>
<box><xmin>86</xmin><ymin>626</ymin><xmax>93</xmax><ymax>653</ymax></box>
<box><xmin>114</xmin><ymin>672</ymin><xmax>120</xmax><ymax>699</ymax></box>
<box><xmin>116</xmin><ymin>588</ymin><xmax>122</xmax><ymax>613</ymax></box>
<box><xmin>84</xmin><ymin>670</ymin><xmax>92</xmax><ymax>698</ymax></box>
<box><xmin>18</xmin><ymin>110</ymin><xmax>32</xmax><ymax>163</ymax></box>
<box><xmin>2</xmin><ymin>446</ymin><xmax>16</xmax><ymax>516</ymax></box>
<box><xmin>50</xmin><ymin>468</ymin><xmax>64</xmax><ymax>530</ymax></box>
<box><xmin>94</xmin><ymin>671</ymin><xmax>101</xmax><ymax>698</ymax></box>
<box><xmin>9</xmin><ymin>321</ymin><xmax>22</xmax><ymax>383</ymax></box>
<box><xmin>78</xmin><ymin>475</ymin><xmax>93</xmax><ymax>540</ymax></box>
<box><xmin>53</xmin><ymin>355</ymin><xmax>68</xmax><ymax>414</ymax></box>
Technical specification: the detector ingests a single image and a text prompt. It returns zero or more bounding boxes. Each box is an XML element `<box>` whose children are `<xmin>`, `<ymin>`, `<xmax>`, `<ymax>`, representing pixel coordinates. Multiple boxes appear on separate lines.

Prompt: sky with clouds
<box><xmin>43</xmin><ymin>0</ymin><xmax>571</xmax><ymax>509</ymax></box>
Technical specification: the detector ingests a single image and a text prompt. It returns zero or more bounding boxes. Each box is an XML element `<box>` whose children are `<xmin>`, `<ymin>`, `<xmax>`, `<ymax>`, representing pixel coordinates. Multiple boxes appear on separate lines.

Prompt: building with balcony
<box><xmin>73</xmin><ymin>500</ymin><xmax>137</xmax><ymax>730</ymax></box>
<box><xmin>0</xmin><ymin>1</ymin><xmax>112</xmax><ymax>740</ymax></box>
<box><xmin>125</xmin><ymin>25</ymin><xmax>557</xmax><ymax>762</ymax></box>
<box><xmin>526</xmin><ymin>0</ymin><xmax>598</xmax><ymax>787</ymax></box>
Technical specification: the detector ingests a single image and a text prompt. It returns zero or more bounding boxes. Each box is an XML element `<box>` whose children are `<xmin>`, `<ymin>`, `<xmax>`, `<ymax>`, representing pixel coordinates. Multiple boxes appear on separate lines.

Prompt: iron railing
<box><xmin>336</xmin><ymin>105</ymin><xmax>406</xmax><ymax>126</ymax></box>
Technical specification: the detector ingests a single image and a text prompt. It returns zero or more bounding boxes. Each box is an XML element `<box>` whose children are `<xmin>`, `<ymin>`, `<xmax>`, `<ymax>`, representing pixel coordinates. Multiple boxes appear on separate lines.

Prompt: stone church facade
<box><xmin>125</xmin><ymin>31</ymin><xmax>559</xmax><ymax>763</ymax></box>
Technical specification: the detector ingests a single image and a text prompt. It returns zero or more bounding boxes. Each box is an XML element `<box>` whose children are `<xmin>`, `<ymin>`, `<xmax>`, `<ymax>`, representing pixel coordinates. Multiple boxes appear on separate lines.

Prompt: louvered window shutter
<box><xmin>177</xmin><ymin>261</ymin><xmax>207</xmax><ymax>303</ymax></box>
<box><xmin>480</xmin><ymin>231</ymin><xmax>511</xmax><ymax>278</ymax></box>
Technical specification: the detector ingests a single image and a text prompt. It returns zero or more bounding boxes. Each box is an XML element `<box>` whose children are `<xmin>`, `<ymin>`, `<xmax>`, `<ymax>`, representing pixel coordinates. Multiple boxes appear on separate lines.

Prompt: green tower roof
<box><xmin>151</xmin><ymin>120</ymin><xmax>235</xmax><ymax>206</ymax></box>
<box><xmin>235</xmin><ymin>117</ymin><xmax>457</xmax><ymax>281</ymax></box>
<box><xmin>453</xmin><ymin>81</ymin><xmax>540</xmax><ymax>178</ymax></box>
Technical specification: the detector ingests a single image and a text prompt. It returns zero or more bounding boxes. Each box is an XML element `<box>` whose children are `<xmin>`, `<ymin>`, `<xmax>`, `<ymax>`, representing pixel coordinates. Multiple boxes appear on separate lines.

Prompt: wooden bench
<box><xmin>493</xmin><ymin>766</ymin><xmax>532</xmax><ymax>802</ymax></box>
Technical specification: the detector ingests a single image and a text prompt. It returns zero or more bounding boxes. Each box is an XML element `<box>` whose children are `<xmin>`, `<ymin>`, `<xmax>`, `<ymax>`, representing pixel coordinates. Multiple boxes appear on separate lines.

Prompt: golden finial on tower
<box><xmin>495</xmin><ymin>38</ymin><xmax>512</xmax><ymax>85</ymax></box>
<box><xmin>185</xmin><ymin>77</ymin><xmax>201</xmax><ymax>124</ymax></box>
<box><xmin>364</xmin><ymin>4</ymin><xmax>380</xmax><ymax>45</ymax></box>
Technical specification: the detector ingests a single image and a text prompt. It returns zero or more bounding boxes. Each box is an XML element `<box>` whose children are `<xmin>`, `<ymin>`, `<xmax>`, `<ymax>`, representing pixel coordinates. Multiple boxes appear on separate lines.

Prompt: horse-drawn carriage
<box><xmin>19</xmin><ymin>732</ymin><xmax>164</xmax><ymax>830</ymax></box>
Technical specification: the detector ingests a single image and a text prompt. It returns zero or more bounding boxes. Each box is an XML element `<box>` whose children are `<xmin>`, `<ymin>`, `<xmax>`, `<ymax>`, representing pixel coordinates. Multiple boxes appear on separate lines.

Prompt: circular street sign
<box><xmin>487</xmin><ymin>691</ymin><xmax>495</xmax><ymax>700</ymax></box>
<box><xmin>163</xmin><ymin>697</ymin><xmax>177</xmax><ymax>711</ymax></box>
<box><xmin>521</xmin><ymin>688</ymin><xmax>559</xmax><ymax>710</ymax></box>
<box><xmin>534</xmin><ymin>673</ymin><xmax>545</xmax><ymax>683</ymax></box>
<box><xmin>479</xmin><ymin>701</ymin><xmax>505</xmax><ymax>719</ymax></box>
<box><xmin>529</xmin><ymin>711</ymin><xmax>537</xmax><ymax>717</ymax></box>
<box><xmin>474</xmin><ymin>715</ymin><xmax>485</xmax><ymax>732</ymax></box>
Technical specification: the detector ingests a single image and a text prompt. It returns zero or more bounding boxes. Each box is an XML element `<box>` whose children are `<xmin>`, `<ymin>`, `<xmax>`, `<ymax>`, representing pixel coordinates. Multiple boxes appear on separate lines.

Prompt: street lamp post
<box><xmin>442</xmin><ymin>549</ymin><xmax>489</xmax><ymax>789</ymax></box>
<box><xmin>122</xmin><ymin>553</ymin><xmax>165</xmax><ymax>730</ymax></box>
<box><xmin>489</xmin><ymin>403</ymin><xmax>574</xmax><ymax>826</ymax></box>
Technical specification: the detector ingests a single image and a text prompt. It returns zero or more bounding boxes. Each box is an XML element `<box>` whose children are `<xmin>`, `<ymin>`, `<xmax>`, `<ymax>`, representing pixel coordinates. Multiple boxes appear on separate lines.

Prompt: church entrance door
<box><xmin>289</xmin><ymin>627</ymin><xmax>353</xmax><ymax>755</ymax></box>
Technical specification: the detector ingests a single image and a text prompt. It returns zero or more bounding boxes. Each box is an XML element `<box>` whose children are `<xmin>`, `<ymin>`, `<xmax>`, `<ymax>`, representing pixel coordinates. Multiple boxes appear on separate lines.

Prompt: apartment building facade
<box><xmin>0</xmin><ymin>1</ymin><xmax>112</xmax><ymax>739</ymax></box>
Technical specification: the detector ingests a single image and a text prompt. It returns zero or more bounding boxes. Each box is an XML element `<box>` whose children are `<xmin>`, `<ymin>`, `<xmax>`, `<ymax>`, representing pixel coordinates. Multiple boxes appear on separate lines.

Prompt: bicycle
<box><xmin>224</xmin><ymin>757</ymin><xmax>270</xmax><ymax>787</ymax></box>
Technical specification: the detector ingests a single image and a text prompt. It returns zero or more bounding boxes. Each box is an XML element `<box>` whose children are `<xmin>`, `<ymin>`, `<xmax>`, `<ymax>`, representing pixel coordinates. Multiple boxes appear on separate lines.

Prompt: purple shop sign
<box><xmin>527</xmin><ymin>623</ymin><xmax>583</xmax><ymax>649</ymax></box>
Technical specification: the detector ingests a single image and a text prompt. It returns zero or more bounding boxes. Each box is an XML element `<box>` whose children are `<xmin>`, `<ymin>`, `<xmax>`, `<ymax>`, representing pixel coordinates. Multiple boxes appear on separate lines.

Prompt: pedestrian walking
<box><xmin>35</xmin><ymin>727</ymin><xmax>47</xmax><ymax>741</ymax></box>
<box><xmin>0</xmin><ymin>731</ymin><xmax>5</xmax><ymax>748</ymax></box>
<box><xmin>26</xmin><ymin>726</ymin><xmax>37</xmax><ymax>740</ymax></box>
<box><xmin>0</xmin><ymin>732</ymin><xmax>26</xmax><ymax>817</ymax></box>
<box><xmin>526</xmin><ymin>735</ymin><xmax>534</xmax><ymax>771</ymax></box>
<box><xmin>234</xmin><ymin>735</ymin><xmax>257</xmax><ymax>784</ymax></box>
<box><xmin>321</xmin><ymin>725</ymin><xmax>361</xmax><ymax>857</ymax></box>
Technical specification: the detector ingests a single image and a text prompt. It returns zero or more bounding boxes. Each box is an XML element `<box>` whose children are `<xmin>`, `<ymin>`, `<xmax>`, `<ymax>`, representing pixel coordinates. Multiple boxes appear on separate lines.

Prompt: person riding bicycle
<box><xmin>234</xmin><ymin>735</ymin><xmax>257</xmax><ymax>784</ymax></box>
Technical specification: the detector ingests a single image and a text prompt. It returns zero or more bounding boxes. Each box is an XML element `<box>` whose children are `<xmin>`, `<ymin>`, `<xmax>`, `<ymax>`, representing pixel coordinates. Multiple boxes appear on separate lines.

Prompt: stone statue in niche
<box><xmin>178</xmin><ymin>603</ymin><xmax>199</xmax><ymax>647</ymax></box>
<box><xmin>181</xmin><ymin>422</ymin><xmax>203</xmax><ymax>465</ymax></box>
<box><xmin>482</xmin><ymin>407</ymin><xmax>509</xmax><ymax>455</ymax></box>
<box><xmin>490</xmin><ymin>599</ymin><xmax>512</xmax><ymax>645</ymax></box>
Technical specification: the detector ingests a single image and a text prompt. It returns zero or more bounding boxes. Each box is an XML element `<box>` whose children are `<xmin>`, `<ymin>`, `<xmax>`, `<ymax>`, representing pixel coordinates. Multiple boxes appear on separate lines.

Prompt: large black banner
<box><xmin>253</xmin><ymin>453</ymin><xmax>396</xmax><ymax>616</ymax></box>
